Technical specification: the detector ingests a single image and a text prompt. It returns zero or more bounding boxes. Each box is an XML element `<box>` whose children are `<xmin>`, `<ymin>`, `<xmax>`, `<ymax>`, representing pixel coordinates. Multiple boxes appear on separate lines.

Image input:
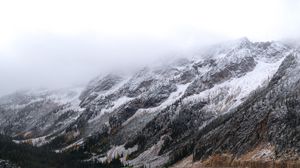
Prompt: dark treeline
<box><xmin>0</xmin><ymin>134</ymin><xmax>124</xmax><ymax>168</ymax></box>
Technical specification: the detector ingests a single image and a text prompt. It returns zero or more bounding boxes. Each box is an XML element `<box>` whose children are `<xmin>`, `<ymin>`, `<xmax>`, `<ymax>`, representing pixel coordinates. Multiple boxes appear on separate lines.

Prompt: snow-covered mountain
<box><xmin>1</xmin><ymin>38</ymin><xmax>300</xmax><ymax>167</ymax></box>
<box><xmin>0</xmin><ymin>87</ymin><xmax>84</xmax><ymax>146</ymax></box>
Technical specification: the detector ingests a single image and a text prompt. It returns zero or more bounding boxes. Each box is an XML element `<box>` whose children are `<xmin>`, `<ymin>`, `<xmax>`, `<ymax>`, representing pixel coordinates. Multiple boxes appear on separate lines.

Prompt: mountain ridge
<box><xmin>1</xmin><ymin>38</ymin><xmax>300</xmax><ymax>167</ymax></box>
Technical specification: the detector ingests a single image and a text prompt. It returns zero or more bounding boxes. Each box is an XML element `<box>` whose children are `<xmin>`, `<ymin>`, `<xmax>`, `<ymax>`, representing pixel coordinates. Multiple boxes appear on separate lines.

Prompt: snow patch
<box><xmin>184</xmin><ymin>56</ymin><xmax>286</xmax><ymax>114</ymax></box>
<box><xmin>127</xmin><ymin>138</ymin><xmax>170</xmax><ymax>168</ymax></box>
<box><xmin>122</xmin><ymin>82</ymin><xmax>190</xmax><ymax>126</ymax></box>
<box><xmin>89</xmin><ymin>144</ymin><xmax>138</xmax><ymax>164</ymax></box>
<box><xmin>13</xmin><ymin>135</ymin><xmax>56</xmax><ymax>147</ymax></box>
<box><xmin>56</xmin><ymin>139</ymin><xmax>84</xmax><ymax>153</ymax></box>
<box><xmin>88</xmin><ymin>96</ymin><xmax>133</xmax><ymax>123</ymax></box>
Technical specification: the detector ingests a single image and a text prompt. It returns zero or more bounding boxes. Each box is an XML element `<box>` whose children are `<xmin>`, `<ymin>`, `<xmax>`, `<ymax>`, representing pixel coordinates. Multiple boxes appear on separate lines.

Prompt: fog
<box><xmin>0</xmin><ymin>0</ymin><xmax>300</xmax><ymax>96</ymax></box>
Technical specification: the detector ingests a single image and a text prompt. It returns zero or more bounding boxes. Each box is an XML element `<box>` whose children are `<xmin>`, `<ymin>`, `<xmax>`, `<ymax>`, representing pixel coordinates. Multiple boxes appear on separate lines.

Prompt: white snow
<box><xmin>7</xmin><ymin>86</ymin><xmax>85</xmax><ymax>111</ymax></box>
<box><xmin>159</xmin><ymin>83</ymin><xmax>189</xmax><ymax>107</ymax></box>
<box><xmin>184</xmin><ymin>56</ymin><xmax>286</xmax><ymax>114</ymax></box>
<box><xmin>89</xmin><ymin>144</ymin><xmax>138</xmax><ymax>163</ymax></box>
<box><xmin>122</xmin><ymin>82</ymin><xmax>190</xmax><ymax>126</ymax></box>
<box><xmin>97</xmin><ymin>77</ymin><xmax>131</xmax><ymax>98</ymax></box>
<box><xmin>13</xmin><ymin>135</ymin><xmax>56</xmax><ymax>147</ymax></box>
<box><xmin>88</xmin><ymin>96</ymin><xmax>133</xmax><ymax>123</ymax></box>
<box><xmin>252</xmin><ymin>149</ymin><xmax>274</xmax><ymax>159</ymax></box>
<box><xmin>57</xmin><ymin>139</ymin><xmax>84</xmax><ymax>152</ymax></box>
<box><xmin>127</xmin><ymin>137</ymin><xmax>170</xmax><ymax>168</ymax></box>
<box><xmin>230</xmin><ymin>57</ymin><xmax>284</xmax><ymax>107</ymax></box>
<box><xmin>48</xmin><ymin>86</ymin><xmax>84</xmax><ymax>111</ymax></box>
<box><xmin>214</xmin><ymin>53</ymin><xmax>227</xmax><ymax>60</ymax></box>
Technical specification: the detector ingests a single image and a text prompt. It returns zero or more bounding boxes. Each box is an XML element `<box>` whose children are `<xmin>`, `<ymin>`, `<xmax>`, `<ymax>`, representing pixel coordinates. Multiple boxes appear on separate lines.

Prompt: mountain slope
<box><xmin>0</xmin><ymin>87</ymin><xmax>84</xmax><ymax>145</ymax></box>
<box><xmin>0</xmin><ymin>38</ymin><xmax>299</xmax><ymax>167</ymax></box>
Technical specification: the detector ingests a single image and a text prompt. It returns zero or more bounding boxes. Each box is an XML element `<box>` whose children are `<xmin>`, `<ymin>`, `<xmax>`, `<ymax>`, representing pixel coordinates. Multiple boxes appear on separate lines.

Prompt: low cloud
<box><xmin>1</xmin><ymin>0</ymin><xmax>300</xmax><ymax>95</ymax></box>
<box><xmin>0</xmin><ymin>32</ymin><xmax>226</xmax><ymax>95</ymax></box>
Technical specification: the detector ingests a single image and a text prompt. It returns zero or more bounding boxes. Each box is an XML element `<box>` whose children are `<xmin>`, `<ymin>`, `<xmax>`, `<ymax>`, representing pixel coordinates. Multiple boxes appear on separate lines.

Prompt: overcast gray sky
<box><xmin>0</xmin><ymin>0</ymin><xmax>300</xmax><ymax>96</ymax></box>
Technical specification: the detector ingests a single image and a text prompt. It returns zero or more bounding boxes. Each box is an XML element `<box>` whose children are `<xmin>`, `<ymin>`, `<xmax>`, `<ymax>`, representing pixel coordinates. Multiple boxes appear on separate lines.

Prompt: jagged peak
<box><xmin>227</xmin><ymin>37</ymin><xmax>252</xmax><ymax>49</ymax></box>
<box><xmin>236</xmin><ymin>37</ymin><xmax>251</xmax><ymax>45</ymax></box>
<box><xmin>199</xmin><ymin>37</ymin><xmax>253</xmax><ymax>59</ymax></box>
<box><xmin>215</xmin><ymin>37</ymin><xmax>251</xmax><ymax>48</ymax></box>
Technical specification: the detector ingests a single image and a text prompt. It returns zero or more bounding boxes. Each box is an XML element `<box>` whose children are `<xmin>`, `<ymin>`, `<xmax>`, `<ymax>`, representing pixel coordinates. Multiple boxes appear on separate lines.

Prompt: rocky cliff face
<box><xmin>1</xmin><ymin>38</ymin><xmax>299</xmax><ymax>167</ymax></box>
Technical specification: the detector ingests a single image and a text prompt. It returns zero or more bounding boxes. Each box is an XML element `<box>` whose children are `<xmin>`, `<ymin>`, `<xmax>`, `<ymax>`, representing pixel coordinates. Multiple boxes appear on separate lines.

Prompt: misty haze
<box><xmin>1</xmin><ymin>0</ymin><xmax>300</xmax><ymax>168</ymax></box>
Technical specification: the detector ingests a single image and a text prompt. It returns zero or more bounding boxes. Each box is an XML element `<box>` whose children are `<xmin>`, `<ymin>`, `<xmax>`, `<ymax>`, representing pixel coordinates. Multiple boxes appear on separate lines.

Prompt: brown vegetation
<box><xmin>202</xmin><ymin>153</ymin><xmax>300</xmax><ymax>168</ymax></box>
